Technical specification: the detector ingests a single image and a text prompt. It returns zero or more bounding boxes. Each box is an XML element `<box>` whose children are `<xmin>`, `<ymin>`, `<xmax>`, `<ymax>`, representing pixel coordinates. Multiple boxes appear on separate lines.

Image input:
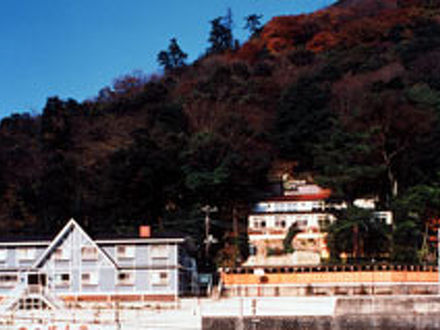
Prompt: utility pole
<box><xmin>438</xmin><ymin>227</ymin><xmax>440</xmax><ymax>295</ymax></box>
<box><xmin>201</xmin><ymin>205</ymin><xmax>218</xmax><ymax>260</ymax></box>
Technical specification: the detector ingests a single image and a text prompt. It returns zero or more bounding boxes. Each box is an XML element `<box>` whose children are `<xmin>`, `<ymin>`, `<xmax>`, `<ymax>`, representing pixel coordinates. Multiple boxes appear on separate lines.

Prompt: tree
<box><xmin>207</xmin><ymin>11</ymin><xmax>234</xmax><ymax>54</ymax></box>
<box><xmin>40</xmin><ymin>97</ymin><xmax>75</xmax><ymax>152</ymax></box>
<box><xmin>327</xmin><ymin>207</ymin><xmax>390</xmax><ymax>260</ymax></box>
<box><xmin>181</xmin><ymin>132</ymin><xmax>231</xmax><ymax>206</ymax></box>
<box><xmin>283</xmin><ymin>223</ymin><xmax>301</xmax><ymax>253</ymax></box>
<box><xmin>112</xmin><ymin>71</ymin><xmax>147</xmax><ymax>97</ymax></box>
<box><xmin>34</xmin><ymin>152</ymin><xmax>78</xmax><ymax>234</ymax></box>
<box><xmin>180</xmin><ymin>109</ymin><xmax>271</xmax><ymax>267</ymax></box>
<box><xmin>244</xmin><ymin>14</ymin><xmax>263</xmax><ymax>38</ymax></box>
<box><xmin>313</xmin><ymin>121</ymin><xmax>383</xmax><ymax>203</ymax></box>
<box><xmin>391</xmin><ymin>185</ymin><xmax>440</xmax><ymax>263</ymax></box>
<box><xmin>157</xmin><ymin>38</ymin><xmax>188</xmax><ymax>71</ymax></box>
<box><xmin>98</xmin><ymin>128</ymin><xmax>183</xmax><ymax>232</ymax></box>
<box><xmin>330</xmin><ymin>74</ymin><xmax>435</xmax><ymax>204</ymax></box>
<box><xmin>274</xmin><ymin>77</ymin><xmax>333</xmax><ymax>170</ymax></box>
<box><xmin>392</xmin><ymin>219</ymin><xmax>421</xmax><ymax>264</ymax></box>
<box><xmin>357</xmin><ymin>91</ymin><xmax>433</xmax><ymax>203</ymax></box>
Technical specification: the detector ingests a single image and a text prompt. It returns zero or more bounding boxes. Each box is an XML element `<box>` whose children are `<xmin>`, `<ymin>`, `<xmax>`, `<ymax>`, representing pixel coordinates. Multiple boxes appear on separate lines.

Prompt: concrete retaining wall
<box><xmin>203</xmin><ymin>315</ymin><xmax>440</xmax><ymax>330</ymax></box>
<box><xmin>203</xmin><ymin>296</ymin><xmax>440</xmax><ymax>330</ymax></box>
<box><xmin>335</xmin><ymin>296</ymin><xmax>440</xmax><ymax>315</ymax></box>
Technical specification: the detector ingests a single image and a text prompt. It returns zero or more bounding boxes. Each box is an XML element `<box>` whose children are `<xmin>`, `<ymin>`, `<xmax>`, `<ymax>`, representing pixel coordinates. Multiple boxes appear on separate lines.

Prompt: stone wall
<box><xmin>203</xmin><ymin>315</ymin><xmax>440</xmax><ymax>330</ymax></box>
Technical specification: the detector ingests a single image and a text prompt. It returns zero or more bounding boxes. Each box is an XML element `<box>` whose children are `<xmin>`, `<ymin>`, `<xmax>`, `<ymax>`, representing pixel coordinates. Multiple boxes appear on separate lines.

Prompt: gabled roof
<box><xmin>33</xmin><ymin>218</ymin><xmax>117</xmax><ymax>268</ymax></box>
<box><xmin>96</xmin><ymin>238</ymin><xmax>186</xmax><ymax>245</ymax></box>
<box><xmin>0</xmin><ymin>241</ymin><xmax>50</xmax><ymax>247</ymax></box>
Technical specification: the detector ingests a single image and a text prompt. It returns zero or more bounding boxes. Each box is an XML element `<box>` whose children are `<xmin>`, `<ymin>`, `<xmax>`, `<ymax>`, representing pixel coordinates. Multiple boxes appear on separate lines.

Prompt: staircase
<box><xmin>0</xmin><ymin>283</ymin><xmax>26</xmax><ymax>313</ymax></box>
<box><xmin>0</xmin><ymin>284</ymin><xmax>66</xmax><ymax>313</ymax></box>
<box><xmin>39</xmin><ymin>286</ymin><xmax>66</xmax><ymax>310</ymax></box>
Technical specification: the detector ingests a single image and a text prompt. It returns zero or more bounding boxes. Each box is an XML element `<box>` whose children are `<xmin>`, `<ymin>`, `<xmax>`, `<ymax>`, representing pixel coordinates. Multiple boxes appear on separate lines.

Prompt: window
<box><xmin>151</xmin><ymin>245</ymin><xmax>169</xmax><ymax>265</ymax></box>
<box><xmin>81</xmin><ymin>272</ymin><xmax>98</xmax><ymax>285</ymax></box>
<box><xmin>0</xmin><ymin>274</ymin><xmax>18</xmax><ymax>287</ymax></box>
<box><xmin>0</xmin><ymin>249</ymin><xmax>6</xmax><ymax>262</ymax></box>
<box><xmin>17</xmin><ymin>248</ymin><xmax>36</xmax><ymax>261</ymax></box>
<box><xmin>117</xmin><ymin>271</ymin><xmax>135</xmax><ymax>285</ymax></box>
<box><xmin>151</xmin><ymin>245</ymin><xmax>168</xmax><ymax>258</ymax></box>
<box><xmin>151</xmin><ymin>271</ymin><xmax>169</xmax><ymax>286</ymax></box>
<box><xmin>275</xmin><ymin>219</ymin><xmax>286</xmax><ymax>228</ymax></box>
<box><xmin>54</xmin><ymin>247</ymin><xmax>69</xmax><ymax>261</ymax></box>
<box><xmin>116</xmin><ymin>245</ymin><xmax>135</xmax><ymax>259</ymax></box>
<box><xmin>81</xmin><ymin>246</ymin><xmax>98</xmax><ymax>260</ymax></box>
<box><xmin>54</xmin><ymin>273</ymin><xmax>70</xmax><ymax>287</ymax></box>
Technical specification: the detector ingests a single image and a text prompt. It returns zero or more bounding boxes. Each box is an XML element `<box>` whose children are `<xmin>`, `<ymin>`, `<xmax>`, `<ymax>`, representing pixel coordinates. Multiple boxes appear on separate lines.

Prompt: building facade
<box><xmin>246</xmin><ymin>180</ymin><xmax>336</xmax><ymax>266</ymax></box>
<box><xmin>245</xmin><ymin>179</ymin><xmax>393</xmax><ymax>266</ymax></box>
<box><xmin>0</xmin><ymin>219</ymin><xmax>198</xmax><ymax>310</ymax></box>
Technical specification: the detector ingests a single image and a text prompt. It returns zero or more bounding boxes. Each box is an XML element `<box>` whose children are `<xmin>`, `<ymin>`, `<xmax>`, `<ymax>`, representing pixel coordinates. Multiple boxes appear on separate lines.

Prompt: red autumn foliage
<box><xmin>235</xmin><ymin>40</ymin><xmax>265</xmax><ymax>63</ymax></box>
<box><xmin>306</xmin><ymin>30</ymin><xmax>340</xmax><ymax>52</ymax></box>
<box><xmin>231</xmin><ymin>1</ymin><xmax>416</xmax><ymax>60</ymax></box>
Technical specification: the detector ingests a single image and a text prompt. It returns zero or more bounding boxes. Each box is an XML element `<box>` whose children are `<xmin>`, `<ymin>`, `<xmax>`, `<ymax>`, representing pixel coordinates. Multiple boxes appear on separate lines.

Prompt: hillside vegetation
<box><xmin>2</xmin><ymin>0</ymin><xmax>440</xmax><ymax>266</ymax></box>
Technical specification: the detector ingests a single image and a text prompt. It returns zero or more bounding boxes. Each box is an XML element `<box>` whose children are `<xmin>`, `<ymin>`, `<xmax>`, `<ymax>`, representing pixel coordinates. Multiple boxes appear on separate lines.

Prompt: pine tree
<box><xmin>157</xmin><ymin>38</ymin><xmax>188</xmax><ymax>71</ymax></box>
<box><xmin>244</xmin><ymin>14</ymin><xmax>263</xmax><ymax>37</ymax></box>
<box><xmin>207</xmin><ymin>10</ymin><xmax>234</xmax><ymax>54</ymax></box>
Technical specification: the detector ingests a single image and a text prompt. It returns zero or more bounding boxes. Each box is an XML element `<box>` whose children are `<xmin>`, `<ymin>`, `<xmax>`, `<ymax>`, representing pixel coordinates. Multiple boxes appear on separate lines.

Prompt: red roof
<box><xmin>264</xmin><ymin>189</ymin><xmax>331</xmax><ymax>202</ymax></box>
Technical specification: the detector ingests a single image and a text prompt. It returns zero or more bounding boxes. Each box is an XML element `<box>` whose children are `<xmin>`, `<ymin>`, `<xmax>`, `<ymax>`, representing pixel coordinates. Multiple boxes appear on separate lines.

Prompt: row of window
<box><xmin>0</xmin><ymin>271</ymin><xmax>170</xmax><ymax>287</ymax></box>
<box><xmin>0</xmin><ymin>248</ymin><xmax>35</xmax><ymax>261</ymax></box>
<box><xmin>251</xmin><ymin>214</ymin><xmax>333</xmax><ymax>229</ymax></box>
<box><xmin>252</xmin><ymin>219</ymin><xmax>309</xmax><ymax>229</ymax></box>
<box><xmin>0</xmin><ymin>245</ymin><xmax>170</xmax><ymax>262</ymax></box>
<box><xmin>256</xmin><ymin>201</ymin><xmax>324</xmax><ymax>212</ymax></box>
<box><xmin>59</xmin><ymin>271</ymin><xmax>169</xmax><ymax>287</ymax></box>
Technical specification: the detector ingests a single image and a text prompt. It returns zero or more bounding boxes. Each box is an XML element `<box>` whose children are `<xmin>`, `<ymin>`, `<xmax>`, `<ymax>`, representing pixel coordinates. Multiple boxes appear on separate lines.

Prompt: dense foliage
<box><xmin>2</xmin><ymin>0</ymin><xmax>440</xmax><ymax>267</ymax></box>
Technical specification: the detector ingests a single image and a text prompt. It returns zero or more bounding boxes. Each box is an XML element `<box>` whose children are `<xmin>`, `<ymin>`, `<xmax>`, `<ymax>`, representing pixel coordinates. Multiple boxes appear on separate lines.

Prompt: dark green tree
<box><xmin>283</xmin><ymin>223</ymin><xmax>301</xmax><ymax>253</ymax></box>
<box><xmin>327</xmin><ymin>206</ymin><xmax>390</xmax><ymax>261</ymax></box>
<box><xmin>181</xmin><ymin>132</ymin><xmax>231</xmax><ymax>206</ymax></box>
<box><xmin>391</xmin><ymin>184</ymin><xmax>440</xmax><ymax>263</ymax></box>
<box><xmin>313</xmin><ymin>122</ymin><xmax>384</xmax><ymax>203</ymax></box>
<box><xmin>35</xmin><ymin>152</ymin><xmax>78</xmax><ymax>234</ymax></box>
<box><xmin>181</xmin><ymin>112</ymin><xmax>270</xmax><ymax>207</ymax></box>
<box><xmin>157</xmin><ymin>38</ymin><xmax>188</xmax><ymax>71</ymax></box>
<box><xmin>274</xmin><ymin>77</ymin><xmax>333</xmax><ymax>170</ymax></box>
<box><xmin>207</xmin><ymin>11</ymin><xmax>234</xmax><ymax>54</ymax></box>
<box><xmin>98</xmin><ymin>128</ymin><xmax>183</xmax><ymax>233</ymax></box>
<box><xmin>40</xmin><ymin>97</ymin><xmax>75</xmax><ymax>151</ymax></box>
<box><xmin>244</xmin><ymin>14</ymin><xmax>263</xmax><ymax>38</ymax></box>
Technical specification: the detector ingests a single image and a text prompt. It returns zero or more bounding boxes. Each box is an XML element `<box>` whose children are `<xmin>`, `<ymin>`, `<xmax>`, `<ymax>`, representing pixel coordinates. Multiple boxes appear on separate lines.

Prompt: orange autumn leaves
<box><xmin>236</xmin><ymin>5</ymin><xmax>417</xmax><ymax>60</ymax></box>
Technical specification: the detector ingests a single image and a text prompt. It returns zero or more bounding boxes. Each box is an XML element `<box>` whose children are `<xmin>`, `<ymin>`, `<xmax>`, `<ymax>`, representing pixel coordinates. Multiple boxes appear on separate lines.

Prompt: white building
<box><xmin>246</xmin><ymin>181</ymin><xmax>335</xmax><ymax>265</ymax></box>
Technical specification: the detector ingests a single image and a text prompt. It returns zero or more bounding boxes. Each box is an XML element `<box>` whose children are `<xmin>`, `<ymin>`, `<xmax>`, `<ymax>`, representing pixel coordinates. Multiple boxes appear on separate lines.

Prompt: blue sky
<box><xmin>0</xmin><ymin>0</ymin><xmax>335</xmax><ymax>118</ymax></box>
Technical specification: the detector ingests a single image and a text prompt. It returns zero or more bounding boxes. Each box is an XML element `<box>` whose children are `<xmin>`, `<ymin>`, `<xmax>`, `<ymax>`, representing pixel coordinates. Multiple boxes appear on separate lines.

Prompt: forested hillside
<box><xmin>2</xmin><ymin>0</ymin><xmax>440</xmax><ymax>267</ymax></box>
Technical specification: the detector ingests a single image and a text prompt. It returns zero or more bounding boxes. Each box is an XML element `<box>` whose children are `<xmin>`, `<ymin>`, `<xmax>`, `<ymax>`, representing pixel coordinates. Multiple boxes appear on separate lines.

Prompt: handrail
<box><xmin>224</xmin><ymin>264</ymin><xmax>439</xmax><ymax>274</ymax></box>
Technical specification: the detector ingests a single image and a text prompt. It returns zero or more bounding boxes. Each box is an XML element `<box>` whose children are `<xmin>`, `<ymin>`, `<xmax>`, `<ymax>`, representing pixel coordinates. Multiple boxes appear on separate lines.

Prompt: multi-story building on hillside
<box><xmin>246</xmin><ymin>180</ymin><xmax>336</xmax><ymax>266</ymax></box>
<box><xmin>0</xmin><ymin>219</ymin><xmax>198</xmax><ymax>311</ymax></box>
<box><xmin>245</xmin><ymin>177</ymin><xmax>394</xmax><ymax>266</ymax></box>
